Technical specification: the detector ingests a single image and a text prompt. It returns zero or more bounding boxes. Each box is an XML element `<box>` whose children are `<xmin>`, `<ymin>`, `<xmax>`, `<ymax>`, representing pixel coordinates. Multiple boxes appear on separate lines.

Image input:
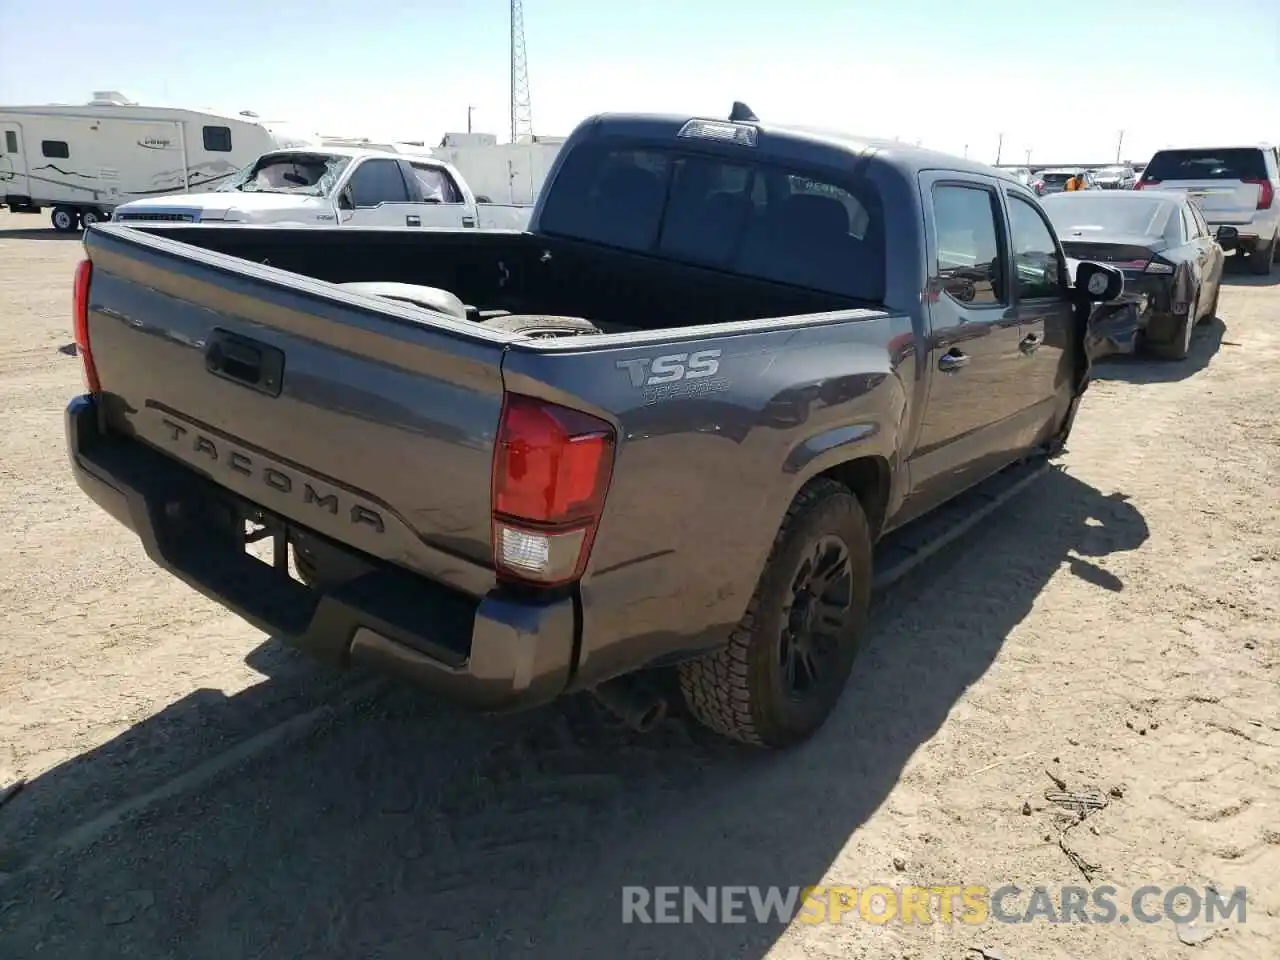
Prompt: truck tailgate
<box><xmin>82</xmin><ymin>224</ymin><xmax>507</xmax><ymax>597</ymax></box>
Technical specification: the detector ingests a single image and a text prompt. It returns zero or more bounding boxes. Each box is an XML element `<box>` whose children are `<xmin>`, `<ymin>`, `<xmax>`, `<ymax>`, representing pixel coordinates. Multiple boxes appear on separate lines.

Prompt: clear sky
<box><xmin>3</xmin><ymin>0</ymin><xmax>1278</xmax><ymax>165</ymax></box>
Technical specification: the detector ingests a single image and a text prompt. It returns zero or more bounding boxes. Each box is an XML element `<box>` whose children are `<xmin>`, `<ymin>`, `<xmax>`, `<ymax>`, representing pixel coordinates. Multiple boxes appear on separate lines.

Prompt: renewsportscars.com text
<box><xmin>621</xmin><ymin>884</ymin><xmax>1247</xmax><ymax>926</ymax></box>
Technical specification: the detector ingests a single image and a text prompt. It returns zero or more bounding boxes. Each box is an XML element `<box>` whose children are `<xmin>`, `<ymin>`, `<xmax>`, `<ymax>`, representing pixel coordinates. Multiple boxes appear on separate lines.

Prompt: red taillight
<box><xmin>72</xmin><ymin>258</ymin><xmax>100</xmax><ymax>394</ymax></box>
<box><xmin>1133</xmin><ymin>178</ymin><xmax>1158</xmax><ymax>191</ymax></box>
<box><xmin>1244</xmin><ymin>177</ymin><xmax>1274</xmax><ymax>210</ymax></box>
<box><xmin>490</xmin><ymin>393</ymin><xmax>615</xmax><ymax>586</ymax></box>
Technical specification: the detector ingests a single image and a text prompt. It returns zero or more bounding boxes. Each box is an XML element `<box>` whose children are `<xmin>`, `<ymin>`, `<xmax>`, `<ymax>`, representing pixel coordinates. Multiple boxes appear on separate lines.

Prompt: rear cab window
<box><xmin>1143</xmin><ymin>148</ymin><xmax>1268</xmax><ymax>182</ymax></box>
<box><xmin>537</xmin><ymin>141</ymin><xmax>885</xmax><ymax>303</ymax></box>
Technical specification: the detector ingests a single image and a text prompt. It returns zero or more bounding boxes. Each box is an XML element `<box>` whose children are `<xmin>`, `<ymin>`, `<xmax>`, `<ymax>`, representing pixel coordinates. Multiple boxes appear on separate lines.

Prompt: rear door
<box><xmin>1138</xmin><ymin>148</ymin><xmax>1268</xmax><ymax>225</ymax></box>
<box><xmin>1</xmin><ymin>122</ymin><xmax>27</xmax><ymax>195</ymax></box>
<box><xmin>913</xmin><ymin>173</ymin><xmax>1026</xmax><ymax>506</ymax></box>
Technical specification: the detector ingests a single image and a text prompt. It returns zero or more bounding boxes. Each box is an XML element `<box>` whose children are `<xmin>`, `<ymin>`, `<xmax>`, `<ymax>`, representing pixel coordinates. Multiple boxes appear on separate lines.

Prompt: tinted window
<box><xmin>203</xmin><ymin>126</ymin><xmax>232</xmax><ymax>152</ymax></box>
<box><xmin>409</xmin><ymin>163</ymin><xmax>461</xmax><ymax>203</ymax></box>
<box><xmin>4</xmin><ymin>131</ymin><xmax>16</xmax><ymax>154</ymax></box>
<box><xmin>932</xmin><ymin>185</ymin><xmax>1004</xmax><ymax>306</ymax></box>
<box><xmin>1143</xmin><ymin>148</ymin><xmax>1267</xmax><ymax>182</ymax></box>
<box><xmin>1041</xmin><ymin>172</ymin><xmax>1074</xmax><ymax>185</ymax></box>
<box><xmin>1042</xmin><ymin>195</ymin><xmax>1174</xmax><ymax>237</ymax></box>
<box><xmin>1007</xmin><ymin>195</ymin><xmax>1063</xmax><ymax>300</ymax></box>
<box><xmin>41</xmin><ymin>140</ymin><xmax>69</xmax><ymax>159</ymax></box>
<box><xmin>347</xmin><ymin>158</ymin><xmax>410</xmax><ymax>206</ymax></box>
<box><xmin>537</xmin><ymin>144</ymin><xmax>885</xmax><ymax>302</ymax></box>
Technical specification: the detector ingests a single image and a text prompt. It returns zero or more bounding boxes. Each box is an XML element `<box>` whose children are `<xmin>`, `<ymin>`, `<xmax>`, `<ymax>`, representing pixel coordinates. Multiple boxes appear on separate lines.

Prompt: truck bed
<box><xmin>122</xmin><ymin>222</ymin><xmax>862</xmax><ymax>331</ymax></box>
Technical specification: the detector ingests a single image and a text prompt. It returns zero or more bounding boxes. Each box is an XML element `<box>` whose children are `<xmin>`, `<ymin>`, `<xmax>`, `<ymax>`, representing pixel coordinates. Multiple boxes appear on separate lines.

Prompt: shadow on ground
<box><xmin>0</xmin><ymin>468</ymin><xmax>1148</xmax><ymax>960</ymax></box>
<box><xmin>1220</xmin><ymin>253</ymin><xmax>1280</xmax><ymax>287</ymax></box>
<box><xmin>1091</xmin><ymin>316</ymin><xmax>1226</xmax><ymax>384</ymax></box>
<box><xmin>0</xmin><ymin>228</ymin><xmax>83</xmax><ymax>242</ymax></box>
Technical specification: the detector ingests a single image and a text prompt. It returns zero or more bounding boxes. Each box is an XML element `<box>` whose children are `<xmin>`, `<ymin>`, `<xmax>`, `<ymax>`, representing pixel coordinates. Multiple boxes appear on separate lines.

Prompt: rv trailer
<box><xmin>0</xmin><ymin>91</ymin><xmax>318</xmax><ymax>231</ymax></box>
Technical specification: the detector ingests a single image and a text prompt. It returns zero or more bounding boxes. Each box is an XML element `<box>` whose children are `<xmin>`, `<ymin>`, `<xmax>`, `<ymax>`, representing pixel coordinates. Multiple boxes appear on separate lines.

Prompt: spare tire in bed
<box><xmin>338</xmin><ymin>282</ymin><xmax>468</xmax><ymax>321</ymax></box>
<box><xmin>481</xmin><ymin>314</ymin><xmax>602</xmax><ymax>338</ymax></box>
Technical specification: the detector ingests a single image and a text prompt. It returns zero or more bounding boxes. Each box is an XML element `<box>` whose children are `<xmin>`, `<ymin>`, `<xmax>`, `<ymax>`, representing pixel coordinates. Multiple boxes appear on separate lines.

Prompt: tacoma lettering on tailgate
<box><xmin>159</xmin><ymin>417</ymin><xmax>386</xmax><ymax>533</ymax></box>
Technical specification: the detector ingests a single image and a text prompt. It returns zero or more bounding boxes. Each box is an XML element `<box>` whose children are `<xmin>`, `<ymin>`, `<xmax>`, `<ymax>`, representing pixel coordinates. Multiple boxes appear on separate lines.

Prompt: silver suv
<box><xmin>1135</xmin><ymin>145</ymin><xmax>1280</xmax><ymax>275</ymax></box>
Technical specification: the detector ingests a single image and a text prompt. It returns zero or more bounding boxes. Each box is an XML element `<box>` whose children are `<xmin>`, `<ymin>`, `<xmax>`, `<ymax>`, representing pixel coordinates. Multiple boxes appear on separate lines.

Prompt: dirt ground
<box><xmin>0</xmin><ymin>209</ymin><xmax>1276</xmax><ymax>960</ymax></box>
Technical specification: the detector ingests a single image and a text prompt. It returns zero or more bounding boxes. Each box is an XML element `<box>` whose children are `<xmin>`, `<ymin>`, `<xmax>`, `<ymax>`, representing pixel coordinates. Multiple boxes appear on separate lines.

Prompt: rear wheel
<box><xmin>50</xmin><ymin>206</ymin><xmax>78</xmax><ymax>233</ymax></box>
<box><xmin>79</xmin><ymin>208</ymin><xmax>104</xmax><ymax>229</ymax></box>
<box><xmin>678</xmin><ymin>479</ymin><xmax>872</xmax><ymax>748</ymax></box>
<box><xmin>1200</xmin><ymin>283</ymin><xmax>1219</xmax><ymax>325</ymax></box>
<box><xmin>1248</xmin><ymin>234</ymin><xmax>1276</xmax><ymax>275</ymax></box>
<box><xmin>1150</xmin><ymin>289</ymin><xmax>1198</xmax><ymax>361</ymax></box>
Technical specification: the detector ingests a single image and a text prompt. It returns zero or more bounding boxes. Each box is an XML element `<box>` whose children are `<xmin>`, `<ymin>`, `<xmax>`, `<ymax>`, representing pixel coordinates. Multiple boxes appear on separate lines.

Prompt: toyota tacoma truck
<box><xmin>65</xmin><ymin>105</ymin><xmax>1127</xmax><ymax>748</ymax></box>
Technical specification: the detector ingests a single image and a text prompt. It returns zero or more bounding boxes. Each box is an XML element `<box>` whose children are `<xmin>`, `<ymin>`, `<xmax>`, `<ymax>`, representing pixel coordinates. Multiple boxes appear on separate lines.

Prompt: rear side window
<box><xmin>41</xmin><ymin>140</ymin><xmax>69</xmax><ymax>159</ymax></box>
<box><xmin>538</xmin><ymin>143</ymin><xmax>885</xmax><ymax>302</ymax></box>
<box><xmin>203</xmin><ymin>126</ymin><xmax>232</xmax><ymax>152</ymax></box>
<box><xmin>1143</xmin><ymin>148</ymin><xmax>1267</xmax><ymax>181</ymax></box>
<box><xmin>409</xmin><ymin>163</ymin><xmax>462</xmax><ymax>203</ymax></box>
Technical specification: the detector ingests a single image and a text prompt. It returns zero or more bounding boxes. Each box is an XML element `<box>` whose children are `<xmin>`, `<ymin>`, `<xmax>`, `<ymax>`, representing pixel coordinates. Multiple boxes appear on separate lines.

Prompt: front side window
<box><xmin>346</xmin><ymin>158</ymin><xmax>410</xmax><ymax>207</ymax></box>
<box><xmin>1007</xmin><ymin>195</ymin><xmax>1063</xmax><ymax>300</ymax></box>
<box><xmin>932</xmin><ymin>184</ymin><xmax>1004</xmax><ymax>306</ymax></box>
<box><xmin>537</xmin><ymin>143</ymin><xmax>885</xmax><ymax>302</ymax></box>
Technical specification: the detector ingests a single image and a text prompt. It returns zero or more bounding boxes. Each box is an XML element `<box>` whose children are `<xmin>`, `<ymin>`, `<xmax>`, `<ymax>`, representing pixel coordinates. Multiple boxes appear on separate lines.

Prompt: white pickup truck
<box><xmin>111</xmin><ymin>146</ymin><xmax>531</xmax><ymax>230</ymax></box>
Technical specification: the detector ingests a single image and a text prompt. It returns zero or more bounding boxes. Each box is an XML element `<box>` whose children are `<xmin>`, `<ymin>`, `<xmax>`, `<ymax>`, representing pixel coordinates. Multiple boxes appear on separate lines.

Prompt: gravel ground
<box><xmin>0</xmin><ymin>210</ymin><xmax>1276</xmax><ymax>960</ymax></box>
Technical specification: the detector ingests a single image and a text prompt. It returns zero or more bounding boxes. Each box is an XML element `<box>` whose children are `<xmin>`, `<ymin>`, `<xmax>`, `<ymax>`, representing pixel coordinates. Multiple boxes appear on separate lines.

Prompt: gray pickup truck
<box><xmin>65</xmin><ymin>106</ymin><xmax>1127</xmax><ymax>748</ymax></box>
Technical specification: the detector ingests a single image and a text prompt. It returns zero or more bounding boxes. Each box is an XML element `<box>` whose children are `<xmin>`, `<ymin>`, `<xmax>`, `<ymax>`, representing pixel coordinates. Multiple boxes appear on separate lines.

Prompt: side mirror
<box><xmin>338</xmin><ymin>188</ymin><xmax>354</xmax><ymax>211</ymax></box>
<box><xmin>1074</xmin><ymin>260</ymin><xmax>1125</xmax><ymax>303</ymax></box>
<box><xmin>475</xmin><ymin>195</ymin><xmax>492</xmax><ymax>204</ymax></box>
<box><xmin>1215</xmin><ymin>225</ymin><xmax>1239</xmax><ymax>244</ymax></box>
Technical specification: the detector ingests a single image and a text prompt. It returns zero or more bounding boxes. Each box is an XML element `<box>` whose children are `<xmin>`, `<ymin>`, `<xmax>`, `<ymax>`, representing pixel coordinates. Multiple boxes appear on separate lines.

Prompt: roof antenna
<box><xmin>729</xmin><ymin>101</ymin><xmax>758</xmax><ymax>123</ymax></box>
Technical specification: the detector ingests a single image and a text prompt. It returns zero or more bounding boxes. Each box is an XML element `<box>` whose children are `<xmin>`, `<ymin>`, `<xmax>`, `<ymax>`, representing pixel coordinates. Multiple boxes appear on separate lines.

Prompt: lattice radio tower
<box><xmin>509</xmin><ymin>0</ymin><xmax>534</xmax><ymax>143</ymax></box>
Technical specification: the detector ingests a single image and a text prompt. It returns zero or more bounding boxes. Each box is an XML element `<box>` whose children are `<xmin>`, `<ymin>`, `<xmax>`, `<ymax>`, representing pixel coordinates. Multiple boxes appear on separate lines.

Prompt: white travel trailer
<box><xmin>0</xmin><ymin>91</ymin><xmax>318</xmax><ymax>231</ymax></box>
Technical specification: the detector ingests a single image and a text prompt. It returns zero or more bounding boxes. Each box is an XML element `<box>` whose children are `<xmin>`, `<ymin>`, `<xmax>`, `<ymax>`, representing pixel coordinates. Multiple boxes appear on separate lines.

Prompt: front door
<box><xmin>1003</xmin><ymin>189</ymin><xmax>1077</xmax><ymax>447</ymax></box>
<box><xmin>1</xmin><ymin>123</ymin><xmax>28</xmax><ymax>196</ymax></box>
<box><xmin>907</xmin><ymin>173</ymin><xmax>1027</xmax><ymax>517</ymax></box>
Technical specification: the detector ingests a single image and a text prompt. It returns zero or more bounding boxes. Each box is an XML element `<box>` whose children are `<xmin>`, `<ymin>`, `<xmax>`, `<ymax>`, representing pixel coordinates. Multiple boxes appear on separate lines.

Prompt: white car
<box><xmin>111</xmin><ymin>146</ymin><xmax>531</xmax><ymax>231</ymax></box>
<box><xmin>1134</xmin><ymin>145</ymin><xmax>1279</xmax><ymax>275</ymax></box>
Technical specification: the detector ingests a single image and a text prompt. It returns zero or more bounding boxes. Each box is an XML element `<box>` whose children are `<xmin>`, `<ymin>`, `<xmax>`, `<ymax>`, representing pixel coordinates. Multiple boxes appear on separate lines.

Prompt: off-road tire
<box><xmin>481</xmin><ymin>314</ymin><xmax>601</xmax><ymax>338</ymax></box>
<box><xmin>678</xmin><ymin>479</ymin><xmax>873</xmax><ymax>748</ymax></box>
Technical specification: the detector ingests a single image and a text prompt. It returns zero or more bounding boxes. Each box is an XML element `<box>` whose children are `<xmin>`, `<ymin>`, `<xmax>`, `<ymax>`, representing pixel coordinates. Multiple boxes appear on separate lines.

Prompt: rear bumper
<box><xmin>66</xmin><ymin>395</ymin><xmax>577</xmax><ymax>710</ymax></box>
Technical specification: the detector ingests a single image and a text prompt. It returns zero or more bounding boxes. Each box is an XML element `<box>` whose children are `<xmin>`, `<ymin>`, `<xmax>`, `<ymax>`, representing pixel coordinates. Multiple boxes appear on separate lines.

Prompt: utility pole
<box><xmin>995</xmin><ymin>132</ymin><xmax>1003</xmax><ymax>165</ymax></box>
<box><xmin>467</xmin><ymin>105</ymin><xmax>476</xmax><ymax>134</ymax></box>
<box><xmin>1115</xmin><ymin>129</ymin><xmax>1125</xmax><ymax>163</ymax></box>
<box><xmin>963</xmin><ymin>144</ymin><xmax>969</xmax><ymax>159</ymax></box>
<box><xmin>1025</xmin><ymin>148</ymin><xmax>1031</xmax><ymax>166</ymax></box>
